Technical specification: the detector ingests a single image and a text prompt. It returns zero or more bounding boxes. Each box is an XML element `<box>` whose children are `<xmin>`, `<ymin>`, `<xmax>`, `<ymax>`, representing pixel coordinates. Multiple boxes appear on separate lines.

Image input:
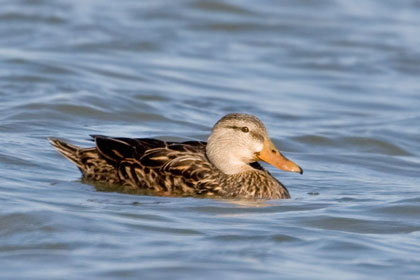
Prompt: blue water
<box><xmin>1</xmin><ymin>0</ymin><xmax>420</xmax><ymax>279</ymax></box>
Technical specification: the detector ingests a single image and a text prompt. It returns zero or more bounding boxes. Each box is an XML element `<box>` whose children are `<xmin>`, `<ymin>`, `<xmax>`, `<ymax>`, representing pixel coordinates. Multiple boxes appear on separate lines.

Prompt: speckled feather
<box><xmin>49</xmin><ymin>135</ymin><xmax>290</xmax><ymax>199</ymax></box>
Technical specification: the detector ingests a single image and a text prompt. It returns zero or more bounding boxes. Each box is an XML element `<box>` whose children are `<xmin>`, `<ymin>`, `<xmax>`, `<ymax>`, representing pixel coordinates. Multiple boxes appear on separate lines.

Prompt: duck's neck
<box><xmin>221</xmin><ymin>170</ymin><xmax>291</xmax><ymax>199</ymax></box>
<box><xmin>206</xmin><ymin>144</ymin><xmax>254</xmax><ymax>175</ymax></box>
<box><xmin>210</xmin><ymin>156</ymin><xmax>254</xmax><ymax>175</ymax></box>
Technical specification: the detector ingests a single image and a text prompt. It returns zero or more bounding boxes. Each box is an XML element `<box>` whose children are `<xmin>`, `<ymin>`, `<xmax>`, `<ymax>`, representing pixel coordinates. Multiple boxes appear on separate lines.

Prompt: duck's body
<box><xmin>49</xmin><ymin>113</ymin><xmax>302</xmax><ymax>200</ymax></box>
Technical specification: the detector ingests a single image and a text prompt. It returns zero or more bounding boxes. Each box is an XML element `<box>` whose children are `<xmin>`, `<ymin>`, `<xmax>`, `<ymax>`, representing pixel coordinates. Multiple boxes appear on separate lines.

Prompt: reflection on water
<box><xmin>1</xmin><ymin>0</ymin><xmax>420</xmax><ymax>279</ymax></box>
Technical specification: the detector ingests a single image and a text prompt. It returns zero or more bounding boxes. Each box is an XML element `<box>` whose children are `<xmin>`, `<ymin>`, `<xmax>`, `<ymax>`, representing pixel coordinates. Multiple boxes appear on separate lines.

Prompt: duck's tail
<box><xmin>48</xmin><ymin>138</ymin><xmax>119</xmax><ymax>184</ymax></box>
<box><xmin>48</xmin><ymin>138</ymin><xmax>85</xmax><ymax>170</ymax></box>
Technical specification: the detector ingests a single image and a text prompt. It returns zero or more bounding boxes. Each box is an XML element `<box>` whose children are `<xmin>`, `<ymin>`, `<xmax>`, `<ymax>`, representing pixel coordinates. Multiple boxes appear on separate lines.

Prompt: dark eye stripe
<box><xmin>251</xmin><ymin>131</ymin><xmax>264</xmax><ymax>142</ymax></box>
<box><xmin>225</xmin><ymin>125</ymin><xmax>264</xmax><ymax>142</ymax></box>
<box><xmin>226</xmin><ymin>125</ymin><xmax>249</xmax><ymax>133</ymax></box>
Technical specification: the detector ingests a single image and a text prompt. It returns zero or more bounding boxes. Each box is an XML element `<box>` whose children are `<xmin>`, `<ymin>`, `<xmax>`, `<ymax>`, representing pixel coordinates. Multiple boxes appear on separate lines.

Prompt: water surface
<box><xmin>1</xmin><ymin>0</ymin><xmax>420</xmax><ymax>279</ymax></box>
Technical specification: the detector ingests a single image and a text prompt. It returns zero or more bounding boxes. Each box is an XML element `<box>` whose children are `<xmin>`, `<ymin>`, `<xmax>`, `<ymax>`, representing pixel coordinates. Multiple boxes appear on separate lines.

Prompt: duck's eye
<box><xmin>241</xmin><ymin>127</ymin><xmax>249</xmax><ymax>133</ymax></box>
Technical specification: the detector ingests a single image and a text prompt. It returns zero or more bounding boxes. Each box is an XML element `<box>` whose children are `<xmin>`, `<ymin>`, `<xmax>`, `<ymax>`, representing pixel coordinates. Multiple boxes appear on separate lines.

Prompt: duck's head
<box><xmin>206</xmin><ymin>113</ymin><xmax>302</xmax><ymax>175</ymax></box>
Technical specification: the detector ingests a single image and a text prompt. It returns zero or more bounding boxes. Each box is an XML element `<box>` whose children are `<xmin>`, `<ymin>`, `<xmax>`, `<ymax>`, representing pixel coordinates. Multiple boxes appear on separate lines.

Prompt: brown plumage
<box><xmin>49</xmin><ymin>113</ymin><xmax>303</xmax><ymax>199</ymax></box>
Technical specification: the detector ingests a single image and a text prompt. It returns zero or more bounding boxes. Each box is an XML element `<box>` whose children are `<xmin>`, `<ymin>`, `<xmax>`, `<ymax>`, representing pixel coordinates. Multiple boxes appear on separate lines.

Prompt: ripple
<box><xmin>372</xmin><ymin>200</ymin><xmax>420</xmax><ymax>218</ymax></box>
<box><xmin>0</xmin><ymin>12</ymin><xmax>65</xmax><ymax>24</ymax></box>
<box><xmin>295</xmin><ymin>135</ymin><xmax>411</xmax><ymax>156</ymax></box>
<box><xmin>300</xmin><ymin>215</ymin><xmax>420</xmax><ymax>234</ymax></box>
<box><xmin>191</xmin><ymin>1</ymin><xmax>255</xmax><ymax>15</ymax></box>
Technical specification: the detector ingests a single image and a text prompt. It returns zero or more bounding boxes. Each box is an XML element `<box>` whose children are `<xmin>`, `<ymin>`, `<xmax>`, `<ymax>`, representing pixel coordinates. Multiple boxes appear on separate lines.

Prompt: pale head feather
<box><xmin>206</xmin><ymin>113</ymin><xmax>269</xmax><ymax>175</ymax></box>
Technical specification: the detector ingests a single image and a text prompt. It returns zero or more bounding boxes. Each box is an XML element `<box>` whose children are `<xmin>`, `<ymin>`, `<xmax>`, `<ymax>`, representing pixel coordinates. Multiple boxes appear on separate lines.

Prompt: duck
<box><xmin>49</xmin><ymin>113</ymin><xmax>302</xmax><ymax>199</ymax></box>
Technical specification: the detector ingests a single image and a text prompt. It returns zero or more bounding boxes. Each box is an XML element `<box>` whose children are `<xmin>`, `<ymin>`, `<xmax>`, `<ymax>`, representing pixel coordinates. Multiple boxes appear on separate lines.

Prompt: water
<box><xmin>1</xmin><ymin>0</ymin><xmax>420</xmax><ymax>279</ymax></box>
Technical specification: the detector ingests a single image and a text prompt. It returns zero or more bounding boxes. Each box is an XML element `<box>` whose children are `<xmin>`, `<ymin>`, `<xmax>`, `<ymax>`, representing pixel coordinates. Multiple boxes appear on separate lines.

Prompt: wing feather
<box><xmin>90</xmin><ymin>136</ymin><xmax>218</xmax><ymax>194</ymax></box>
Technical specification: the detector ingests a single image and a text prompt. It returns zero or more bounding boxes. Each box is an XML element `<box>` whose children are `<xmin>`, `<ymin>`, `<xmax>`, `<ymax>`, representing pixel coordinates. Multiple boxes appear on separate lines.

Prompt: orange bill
<box><xmin>257</xmin><ymin>139</ymin><xmax>303</xmax><ymax>174</ymax></box>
